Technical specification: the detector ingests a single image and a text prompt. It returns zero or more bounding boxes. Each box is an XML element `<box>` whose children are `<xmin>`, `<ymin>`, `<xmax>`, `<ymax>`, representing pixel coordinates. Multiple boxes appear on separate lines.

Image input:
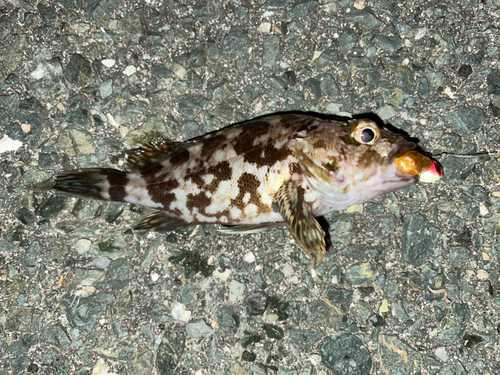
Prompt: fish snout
<box><xmin>394</xmin><ymin>150</ymin><xmax>443</xmax><ymax>183</ymax></box>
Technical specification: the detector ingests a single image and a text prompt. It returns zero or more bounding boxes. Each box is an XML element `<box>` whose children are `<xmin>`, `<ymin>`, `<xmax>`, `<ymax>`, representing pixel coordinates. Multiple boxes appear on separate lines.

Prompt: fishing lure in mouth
<box><xmin>53</xmin><ymin>113</ymin><xmax>443</xmax><ymax>265</ymax></box>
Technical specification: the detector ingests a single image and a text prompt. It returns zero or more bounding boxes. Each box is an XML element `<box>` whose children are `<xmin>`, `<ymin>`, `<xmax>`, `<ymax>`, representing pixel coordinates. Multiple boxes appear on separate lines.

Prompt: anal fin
<box><xmin>219</xmin><ymin>222</ymin><xmax>283</xmax><ymax>234</ymax></box>
<box><xmin>135</xmin><ymin>211</ymin><xmax>190</xmax><ymax>232</ymax></box>
<box><xmin>273</xmin><ymin>180</ymin><xmax>327</xmax><ymax>266</ymax></box>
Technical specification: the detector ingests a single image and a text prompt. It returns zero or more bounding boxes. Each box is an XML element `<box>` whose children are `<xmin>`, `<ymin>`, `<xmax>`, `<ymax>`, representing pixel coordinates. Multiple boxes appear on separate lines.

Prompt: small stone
<box><xmin>448</xmin><ymin>246</ymin><xmax>471</xmax><ymax>266</ymax></box>
<box><xmin>339</xmin><ymin>29</ymin><xmax>357</xmax><ymax>52</ymax></box>
<box><xmin>151</xmin><ymin>65</ymin><xmax>173</xmax><ymax>78</ymax></box>
<box><xmin>99</xmin><ymin>79</ymin><xmax>113</xmax><ymax>98</ymax></box>
<box><xmin>123</xmin><ymin>65</ymin><xmax>137</xmax><ymax>76</ymax></box>
<box><xmin>264</xmin><ymin>324</ymin><xmax>284</xmax><ymax>340</ymax></box>
<box><xmin>446</xmin><ymin>106</ymin><xmax>485</xmax><ymax>137</ymax></box>
<box><xmin>283</xmin><ymin>70</ymin><xmax>297</xmax><ymax>86</ymax></box>
<box><xmin>98</xmin><ymin>258</ymin><xmax>135</xmax><ymax>290</ymax></box>
<box><xmin>346</xmin><ymin>262</ymin><xmax>374</xmax><ymax>285</ymax></box>
<box><xmin>326</xmin><ymin>287</ymin><xmax>353</xmax><ymax>313</ymax></box>
<box><xmin>177</xmin><ymin>95</ymin><xmax>208</xmax><ymax>119</ymax></box>
<box><xmin>286</xmin><ymin>1</ymin><xmax>319</xmax><ymax>20</ymax></box>
<box><xmin>30</xmin><ymin>58</ymin><xmax>68</xmax><ymax>102</ymax></box>
<box><xmin>245</xmin><ymin>291</ymin><xmax>268</xmax><ymax>315</ymax></box>
<box><xmin>304</xmin><ymin>78</ymin><xmax>322</xmax><ymax>98</ymax></box>
<box><xmin>0</xmin><ymin>134</ymin><xmax>23</xmax><ymax>153</ymax></box>
<box><xmin>235</xmin><ymin>5</ymin><xmax>248</xmax><ymax>20</ymax></box>
<box><xmin>487</xmin><ymin>69</ymin><xmax>500</xmax><ymax>95</ymax></box>
<box><xmin>156</xmin><ymin>329</ymin><xmax>185</xmax><ymax>373</ymax></box>
<box><xmin>185</xmin><ymin>320</ymin><xmax>212</xmax><ymax>339</ymax></box>
<box><xmin>58</xmin><ymin>125</ymin><xmax>94</xmax><ymax>156</ymax></box>
<box><xmin>243</xmin><ymin>252</ymin><xmax>255</xmax><ymax>263</ymax></box>
<box><xmin>345</xmin><ymin>8</ymin><xmax>381</xmax><ymax>30</ymax></box>
<box><xmin>377</xmin><ymin>105</ymin><xmax>398</xmax><ymax>120</ymax></box>
<box><xmin>262</xmin><ymin>35</ymin><xmax>280</xmax><ymax>67</ymax></box>
<box><xmin>35</xmin><ymin>196</ymin><xmax>68</xmax><ymax>220</ymax></box>
<box><xmin>241</xmin><ymin>350</ymin><xmax>256</xmax><ymax>362</ymax></box>
<box><xmin>374</xmin><ymin>35</ymin><xmax>401</xmax><ymax>53</ymax></box>
<box><xmin>379</xmin><ymin>298</ymin><xmax>389</xmax><ymax>313</ymax></box>
<box><xmin>312</xmin><ymin>44</ymin><xmax>338</xmax><ymax>68</ymax></box>
<box><xmin>438</xmin><ymin>326</ymin><xmax>464</xmax><ymax>344</ymax></box>
<box><xmin>221</xmin><ymin>31</ymin><xmax>250</xmax><ymax>57</ymax></box>
<box><xmin>320</xmin><ymin>74</ymin><xmax>339</xmax><ymax>97</ymax></box>
<box><xmin>229</xmin><ymin>280</ymin><xmax>245</xmax><ymax>301</ymax></box>
<box><xmin>213</xmin><ymin>268</ymin><xmax>231</xmax><ymax>281</ymax></box>
<box><xmin>477</xmin><ymin>269</ymin><xmax>488</xmax><ymax>280</ymax></box>
<box><xmin>37</xmin><ymin>3</ymin><xmax>57</xmax><ymax>24</ymax></box>
<box><xmin>171</xmin><ymin>302</ymin><xmax>187</xmax><ymax>320</ymax></box>
<box><xmin>288</xmin><ymin>329</ymin><xmax>324</xmax><ymax>350</ymax></box>
<box><xmin>379</xmin><ymin>335</ymin><xmax>422</xmax><ymax>373</ymax></box>
<box><xmin>63</xmin><ymin>54</ymin><xmax>91</xmax><ymax>86</ymax></box>
<box><xmin>402</xmin><ymin>213</ymin><xmax>440</xmax><ymax>266</ymax></box>
<box><xmin>75</xmin><ymin>238</ymin><xmax>92</xmax><ymax>255</ymax></box>
<box><xmin>368</xmin><ymin>314</ymin><xmax>385</xmax><ymax>327</ymax></box>
<box><xmin>215</xmin><ymin>306</ymin><xmax>239</xmax><ymax>334</ymax></box>
<box><xmin>41</xmin><ymin>325</ymin><xmax>71</xmax><ymax>348</ymax></box>
<box><xmin>319</xmin><ymin>334</ymin><xmax>372</xmax><ymax>374</ymax></box>
<box><xmin>101</xmin><ymin>59</ymin><xmax>115</xmax><ymax>67</ymax></box>
<box><xmin>91</xmin><ymin>358</ymin><xmax>109</xmax><ymax>375</ymax></box>
<box><xmin>263</xmin><ymin>0</ymin><xmax>293</xmax><ymax>10</ymax></box>
<box><xmin>258</xmin><ymin>22</ymin><xmax>271</xmax><ymax>33</ymax></box>
<box><xmin>61</xmin><ymin>294</ymin><xmax>105</xmax><ymax>331</ymax></box>
<box><xmin>206</xmin><ymin>42</ymin><xmax>220</xmax><ymax>64</ymax></box>
<box><xmin>457</xmin><ymin>64</ymin><xmax>472</xmax><ymax>79</ymax></box>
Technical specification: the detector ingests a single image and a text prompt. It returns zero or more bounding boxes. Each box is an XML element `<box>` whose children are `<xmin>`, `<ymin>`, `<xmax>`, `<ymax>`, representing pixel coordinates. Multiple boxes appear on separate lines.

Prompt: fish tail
<box><xmin>53</xmin><ymin>168</ymin><xmax>129</xmax><ymax>202</ymax></box>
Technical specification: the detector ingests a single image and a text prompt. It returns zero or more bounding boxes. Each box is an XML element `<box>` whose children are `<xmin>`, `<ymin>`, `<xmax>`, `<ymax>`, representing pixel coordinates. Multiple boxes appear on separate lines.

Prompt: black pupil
<box><xmin>361</xmin><ymin>128</ymin><xmax>375</xmax><ymax>143</ymax></box>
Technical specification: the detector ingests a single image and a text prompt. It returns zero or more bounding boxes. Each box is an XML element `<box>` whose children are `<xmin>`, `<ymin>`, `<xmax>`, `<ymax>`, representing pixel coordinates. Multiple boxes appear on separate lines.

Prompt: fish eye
<box><xmin>351</xmin><ymin>120</ymin><xmax>380</xmax><ymax>145</ymax></box>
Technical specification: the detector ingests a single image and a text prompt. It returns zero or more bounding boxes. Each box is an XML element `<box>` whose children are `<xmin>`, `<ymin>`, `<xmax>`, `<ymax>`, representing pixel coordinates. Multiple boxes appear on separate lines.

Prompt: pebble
<box><xmin>123</xmin><ymin>65</ymin><xmax>137</xmax><ymax>76</ymax></box>
<box><xmin>101</xmin><ymin>59</ymin><xmax>115</xmax><ymax>67</ymax></box>
<box><xmin>0</xmin><ymin>134</ymin><xmax>23</xmax><ymax>153</ymax></box>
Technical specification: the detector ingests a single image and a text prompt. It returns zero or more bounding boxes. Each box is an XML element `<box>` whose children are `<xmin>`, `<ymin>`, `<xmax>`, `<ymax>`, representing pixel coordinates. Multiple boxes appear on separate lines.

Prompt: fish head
<box><xmin>343</xmin><ymin>118</ymin><xmax>442</xmax><ymax>181</ymax></box>
<box><xmin>297</xmin><ymin>118</ymin><xmax>443</xmax><ymax>211</ymax></box>
<box><xmin>341</xmin><ymin>118</ymin><xmax>442</xmax><ymax>194</ymax></box>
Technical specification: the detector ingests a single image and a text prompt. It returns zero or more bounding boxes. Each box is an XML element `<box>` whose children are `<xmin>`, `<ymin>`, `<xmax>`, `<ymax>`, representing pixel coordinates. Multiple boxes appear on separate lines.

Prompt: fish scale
<box><xmin>53</xmin><ymin>113</ymin><xmax>443</xmax><ymax>265</ymax></box>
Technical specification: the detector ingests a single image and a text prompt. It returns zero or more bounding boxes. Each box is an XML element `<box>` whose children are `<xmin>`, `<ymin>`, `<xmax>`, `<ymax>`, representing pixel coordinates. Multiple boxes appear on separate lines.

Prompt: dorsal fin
<box><xmin>127</xmin><ymin>138</ymin><xmax>185</xmax><ymax>171</ymax></box>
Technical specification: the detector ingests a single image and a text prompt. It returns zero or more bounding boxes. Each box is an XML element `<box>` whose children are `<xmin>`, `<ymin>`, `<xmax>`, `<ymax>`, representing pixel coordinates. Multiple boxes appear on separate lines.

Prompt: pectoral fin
<box><xmin>273</xmin><ymin>180</ymin><xmax>327</xmax><ymax>266</ymax></box>
<box><xmin>292</xmin><ymin>146</ymin><xmax>345</xmax><ymax>207</ymax></box>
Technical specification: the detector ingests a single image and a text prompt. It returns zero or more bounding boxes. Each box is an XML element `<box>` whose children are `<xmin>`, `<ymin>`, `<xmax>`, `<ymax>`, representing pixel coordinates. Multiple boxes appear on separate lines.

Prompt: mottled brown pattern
<box><xmin>241</xmin><ymin>142</ymin><xmax>291</xmax><ymax>167</ymax></box>
<box><xmin>186</xmin><ymin>192</ymin><xmax>211</xmax><ymax>212</ymax></box>
<box><xmin>104</xmin><ymin>170</ymin><xmax>129</xmax><ymax>185</ymax></box>
<box><xmin>322</xmin><ymin>158</ymin><xmax>338</xmax><ymax>173</ymax></box>
<box><xmin>232</xmin><ymin>120</ymin><xmax>274</xmax><ymax>155</ymax></box>
<box><xmin>146</xmin><ymin>178</ymin><xmax>179</xmax><ymax>208</ymax></box>
<box><xmin>108</xmin><ymin>186</ymin><xmax>127</xmax><ymax>201</ymax></box>
<box><xmin>199</xmin><ymin>133</ymin><xmax>231</xmax><ymax>158</ymax></box>
<box><xmin>169</xmin><ymin>149</ymin><xmax>190</xmax><ymax>166</ymax></box>
<box><xmin>358</xmin><ymin>149</ymin><xmax>382</xmax><ymax>169</ymax></box>
<box><xmin>142</xmin><ymin>164</ymin><xmax>167</xmax><ymax>183</ymax></box>
<box><xmin>312</xmin><ymin>139</ymin><xmax>327</xmax><ymax>148</ymax></box>
<box><xmin>232</xmin><ymin>172</ymin><xmax>270</xmax><ymax>214</ymax></box>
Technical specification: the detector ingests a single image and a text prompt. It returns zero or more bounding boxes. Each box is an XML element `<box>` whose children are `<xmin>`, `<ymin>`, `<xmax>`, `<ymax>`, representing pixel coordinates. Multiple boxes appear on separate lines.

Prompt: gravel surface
<box><xmin>1</xmin><ymin>0</ymin><xmax>500</xmax><ymax>374</ymax></box>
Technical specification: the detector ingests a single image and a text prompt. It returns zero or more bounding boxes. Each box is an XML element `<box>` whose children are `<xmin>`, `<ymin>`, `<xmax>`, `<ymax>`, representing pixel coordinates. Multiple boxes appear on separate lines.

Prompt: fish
<box><xmin>52</xmin><ymin>113</ymin><xmax>443</xmax><ymax>265</ymax></box>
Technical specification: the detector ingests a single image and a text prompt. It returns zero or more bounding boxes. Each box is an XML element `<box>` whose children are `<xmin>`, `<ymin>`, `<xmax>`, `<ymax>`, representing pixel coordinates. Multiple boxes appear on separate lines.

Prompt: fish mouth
<box><xmin>394</xmin><ymin>150</ymin><xmax>443</xmax><ymax>183</ymax></box>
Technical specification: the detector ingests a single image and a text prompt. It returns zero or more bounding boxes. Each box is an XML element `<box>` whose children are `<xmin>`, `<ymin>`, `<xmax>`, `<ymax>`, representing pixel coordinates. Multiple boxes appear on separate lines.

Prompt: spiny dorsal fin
<box><xmin>272</xmin><ymin>180</ymin><xmax>327</xmax><ymax>267</ymax></box>
<box><xmin>127</xmin><ymin>139</ymin><xmax>185</xmax><ymax>171</ymax></box>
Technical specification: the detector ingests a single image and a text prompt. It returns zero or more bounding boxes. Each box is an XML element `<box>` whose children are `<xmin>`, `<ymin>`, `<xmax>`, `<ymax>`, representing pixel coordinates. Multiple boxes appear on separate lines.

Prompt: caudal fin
<box><xmin>53</xmin><ymin>168</ymin><xmax>129</xmax><ymax>202</ymax></box>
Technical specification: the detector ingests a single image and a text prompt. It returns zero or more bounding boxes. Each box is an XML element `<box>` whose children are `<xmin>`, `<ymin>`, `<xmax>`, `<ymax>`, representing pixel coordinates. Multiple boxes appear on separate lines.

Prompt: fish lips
<box><xmin>393</xmin><ymin>149</ymin><xmax>443</xmax><ymax>183</ymax></box>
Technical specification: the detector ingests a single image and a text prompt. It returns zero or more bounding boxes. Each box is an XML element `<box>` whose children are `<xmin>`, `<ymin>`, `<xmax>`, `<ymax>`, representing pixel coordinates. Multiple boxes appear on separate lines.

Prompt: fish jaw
<box><xmin>394</xmin><ymin>150</ymin><xmax>443</xmax><ymax>183</ymax></box>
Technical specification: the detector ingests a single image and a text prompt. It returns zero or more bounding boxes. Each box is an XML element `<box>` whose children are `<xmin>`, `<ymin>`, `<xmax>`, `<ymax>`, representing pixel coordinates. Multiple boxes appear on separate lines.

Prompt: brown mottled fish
<box><xmin>53</xmin><ymin>113</ymin><xmax>442</xmax><ymax>265</ymax></box>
